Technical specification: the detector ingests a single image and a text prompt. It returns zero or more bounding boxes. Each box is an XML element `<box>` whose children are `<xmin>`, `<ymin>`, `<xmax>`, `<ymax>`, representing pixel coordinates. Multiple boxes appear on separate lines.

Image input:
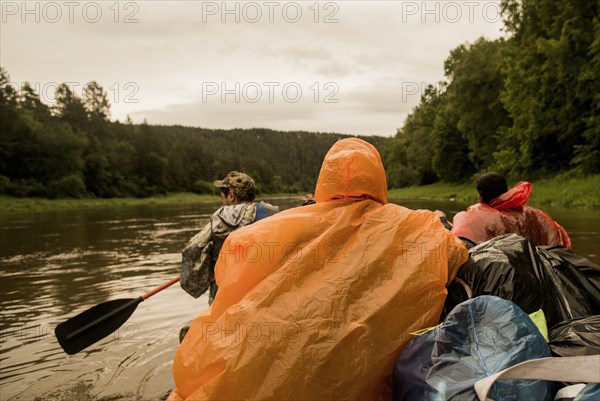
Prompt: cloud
<box><xmin>1</xmin><ymin>0</ymin><xmax>505</xmax><ymax>137</ymax></box>
<box><xmin>128</xmin><ymin>74</ymin><xmax>424</xmax><ymax>136</ymax></box>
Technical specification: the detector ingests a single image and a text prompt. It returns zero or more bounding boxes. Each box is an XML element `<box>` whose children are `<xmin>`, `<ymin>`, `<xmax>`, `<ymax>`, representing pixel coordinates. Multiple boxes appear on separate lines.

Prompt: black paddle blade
<box><xmin>55</xmin><ymin>297</ymin><xmax>142</xmax><ymax>355</ymax></box>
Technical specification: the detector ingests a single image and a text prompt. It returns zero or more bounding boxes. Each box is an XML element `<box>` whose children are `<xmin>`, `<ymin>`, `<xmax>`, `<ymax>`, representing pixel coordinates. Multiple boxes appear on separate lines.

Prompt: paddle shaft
<box><xmin>65</xmin><ymin>276</ymin><xmax>180</xmax><ymax>341</ymax></box>
<box><xmin>142</xmin><ymin>276</ymin><xmax>180</xmax><ymax>299</ymax></box>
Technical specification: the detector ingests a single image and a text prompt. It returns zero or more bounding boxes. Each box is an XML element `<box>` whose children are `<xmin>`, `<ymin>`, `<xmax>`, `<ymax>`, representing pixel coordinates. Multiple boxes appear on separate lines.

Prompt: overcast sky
<box><xmin>1</xmin><ymin>0</ymin><xmax>505</xmax><ymax>136</ymax></box>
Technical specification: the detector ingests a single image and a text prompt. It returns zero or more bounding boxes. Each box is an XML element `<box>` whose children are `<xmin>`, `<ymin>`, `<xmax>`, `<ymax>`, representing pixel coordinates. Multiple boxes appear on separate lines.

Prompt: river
<box><xmin>0</xmin><ymin>197</ymin><xmax>598</xmax><ymax>400</ymax></box>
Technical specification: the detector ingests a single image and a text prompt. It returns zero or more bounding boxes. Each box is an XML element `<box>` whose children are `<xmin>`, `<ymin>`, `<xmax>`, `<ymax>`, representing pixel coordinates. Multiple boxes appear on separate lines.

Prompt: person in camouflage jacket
<box><xmin>180</xmin><ymin>171</ymin><xmax>279</xmax><ymax>305</ymax></box>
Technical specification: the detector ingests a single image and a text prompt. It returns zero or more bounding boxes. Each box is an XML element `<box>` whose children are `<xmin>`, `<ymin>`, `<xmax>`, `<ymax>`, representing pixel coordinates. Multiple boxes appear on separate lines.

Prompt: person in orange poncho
<box><xmin>168</xmin><ymin>138</ymin><xmax>468</xmax><ymax>401</ymax></box>
<box><xmin>452</xmin><ymin>172</ymin><xmax>571</xmax><ymax>248</ymax></box>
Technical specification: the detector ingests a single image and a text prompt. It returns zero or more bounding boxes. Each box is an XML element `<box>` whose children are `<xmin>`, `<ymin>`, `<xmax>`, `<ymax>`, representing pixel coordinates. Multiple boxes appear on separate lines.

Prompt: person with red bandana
<box><xmin>451</xmin><ymin>172</ymin><xmax>571</xmax><ymax>248</ymax></box>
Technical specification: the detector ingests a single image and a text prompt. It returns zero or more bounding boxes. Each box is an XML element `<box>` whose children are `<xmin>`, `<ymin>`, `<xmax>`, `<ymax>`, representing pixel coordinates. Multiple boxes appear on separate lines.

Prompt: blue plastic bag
<box><xmin>393</xmin><ymin>296</ymin><xmax>553</xmax><ymax>401</ymax></box>
<box><xmin>574</xmin><ymin>383</ymin><xmax>600</xmax><ymax>401</ymax></box>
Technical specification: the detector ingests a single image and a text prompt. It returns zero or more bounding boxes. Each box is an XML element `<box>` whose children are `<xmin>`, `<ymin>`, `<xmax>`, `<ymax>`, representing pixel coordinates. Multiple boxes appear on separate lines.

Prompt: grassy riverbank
<box><xmin>1</xmin><ymin>175</ymin><xmax>598</xmax><ymax>214</ymax></box>
<box><xmin>0</xmin><ymin>193</ymin><xmax>222</xmax><ymax>214</ymax></box>
<box><xmin>388</xmin><ymin>174</ymin><xmax>600</xmax><ymax>209</ymax></box>
<box><xmin>0</xmin><ymin>192</ymin><xmax>307</xmax><ymax>214</ymax></box>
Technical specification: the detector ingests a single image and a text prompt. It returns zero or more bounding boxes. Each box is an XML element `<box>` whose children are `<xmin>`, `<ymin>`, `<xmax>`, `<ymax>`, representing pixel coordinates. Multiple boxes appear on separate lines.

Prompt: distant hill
<box><xmin>0</xmin><ymin>74</ymin><xmax>386</xmax><ymax>198</ymax></box>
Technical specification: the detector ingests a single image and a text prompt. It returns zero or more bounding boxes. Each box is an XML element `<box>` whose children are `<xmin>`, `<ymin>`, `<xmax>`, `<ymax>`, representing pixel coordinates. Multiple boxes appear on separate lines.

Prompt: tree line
<box><xmin>0</xmin><ymin>69</ymin><xmax>384</xmax><ymax>198</ymax></box>
<box><xmin>382</xmin><ymin>0</ymin><xmax>599</xmax><ymax>187</ymax></box>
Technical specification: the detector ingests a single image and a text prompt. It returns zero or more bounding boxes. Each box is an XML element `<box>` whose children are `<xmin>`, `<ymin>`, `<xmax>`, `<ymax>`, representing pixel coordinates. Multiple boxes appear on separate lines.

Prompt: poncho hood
<box><xmin>489</xmin><ymin>181</ymin><xmax>532</xmax><ymax>211</ymax></box>
<box><xmin>315</xmin><ymin>138</ymin><xmax>387</xmax><ymax>204</ymax></box>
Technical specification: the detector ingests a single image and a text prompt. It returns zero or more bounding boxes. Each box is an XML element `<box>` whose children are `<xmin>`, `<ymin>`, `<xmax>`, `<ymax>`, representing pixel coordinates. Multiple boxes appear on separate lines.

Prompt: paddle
<box><xmin>55</xmin><ymin>276</ymin><xmax>180</xmax><ymax>355</ymax></box>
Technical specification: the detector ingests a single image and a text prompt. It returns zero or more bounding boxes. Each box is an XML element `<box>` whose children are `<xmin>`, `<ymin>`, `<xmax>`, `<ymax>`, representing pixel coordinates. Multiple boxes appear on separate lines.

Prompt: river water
<box><xmin>0</xmin><ymin>197</ymin><xmax>598</xmax><ymax>400</ymax></box>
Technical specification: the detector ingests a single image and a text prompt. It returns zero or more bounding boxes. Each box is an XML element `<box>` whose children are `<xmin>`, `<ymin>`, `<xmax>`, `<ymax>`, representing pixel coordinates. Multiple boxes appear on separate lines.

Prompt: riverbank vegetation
<box><xmin>0</xmin><ymin>193</ymin><xmax>309</xmax><ymax>214</ymax></box>
<box><xmin>389</xmin><ymin>174</ymin><xmax>600</xmax><ymax>209</ymax></box>
<box><xmin>0</xmin><ymin>193</ymin><xmax>219</xmax><ymax>213</ymax></box>
<box><xmin>3</xmin><ymin>174</ymin><xmax>597</xmax><ymax>214</ymax></box>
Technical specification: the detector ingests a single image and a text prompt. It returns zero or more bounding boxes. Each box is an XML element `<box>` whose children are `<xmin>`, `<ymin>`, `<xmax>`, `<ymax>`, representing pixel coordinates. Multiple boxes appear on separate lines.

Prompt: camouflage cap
<box><xmin>213</xmin><ymin>171</ymin><xmax>256</xmax><ymax>200</ymax></box>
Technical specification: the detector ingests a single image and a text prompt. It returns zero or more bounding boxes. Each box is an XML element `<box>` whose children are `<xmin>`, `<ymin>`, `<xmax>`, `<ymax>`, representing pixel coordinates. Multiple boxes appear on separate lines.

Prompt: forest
<box><xmin>0</xmin><ymin>0</ymin><xmax>597</xmax><ymax>198</ymax></box>
<box><xmin>382</xmin><ymin>0</ymin><xmax>599</xmax><ymax>187</ymax></box>
<box><xmin>0</xmin><ymin>72</ymin><xmax>384</xmax><ymax>198</ymax></box>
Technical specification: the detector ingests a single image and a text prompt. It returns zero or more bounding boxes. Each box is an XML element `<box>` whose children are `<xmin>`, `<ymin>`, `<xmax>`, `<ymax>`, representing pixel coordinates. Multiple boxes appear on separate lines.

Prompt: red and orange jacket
<box><xmin>452</xmin><ymin>182</ymin><xmax>571</xmax><ymax>249</ymax></box>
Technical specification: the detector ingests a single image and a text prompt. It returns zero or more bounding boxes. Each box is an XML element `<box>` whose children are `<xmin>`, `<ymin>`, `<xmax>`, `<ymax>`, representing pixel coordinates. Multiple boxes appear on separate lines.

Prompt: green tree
<box><xmin>83</xmin><ymin>81</ymin><xmax>110</xmax><ymax>121</ymax></box>
<box><xmin>498</xmin><ymin>0</ymin><xmax>599</xmax><ymax>176</ymax></box>
<box><xmin>19</xmin><ymin>82</ymin><xmax>51</xmax><ymax>121</ymax></box>
<box><xmin>0</xmin><ymin>67</ymin><xmax>17</xmax><ymax>107</ymax></box>
<box><xmin>432</xmin><ymin>101</ymin><xmax>476</xmax><ymax>182</ymax></box>
<box><xmin>0</xmin><ymin>68</ymin><xmax>20</xmax><ymax>181</ymax></box>
<box><xmin>444</xmin><ymin>39</ymin><xmax>512</xmax><ymax>171</ymax></box>
<box><xmin>54</xmin><ymin>84</ymin><xmax>88</xmax><ymax>129</ymax></box>
<box><xmin>383</xmin><ymin>84</ymin><xmax>443</xmax><ymax>187</ymax></box>
<box><xmin>571</xmin><ymin>12</ymin><xmax>600</xmax><ymax>174</ymax></box>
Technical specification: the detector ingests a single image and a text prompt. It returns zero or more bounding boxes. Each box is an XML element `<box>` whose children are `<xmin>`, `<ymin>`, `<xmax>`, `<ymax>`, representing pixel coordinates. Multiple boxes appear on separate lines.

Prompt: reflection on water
<box><xmin>0</xmin><ymin>197</ymin><xmax>598</xmax><ymax>400</ymax></box>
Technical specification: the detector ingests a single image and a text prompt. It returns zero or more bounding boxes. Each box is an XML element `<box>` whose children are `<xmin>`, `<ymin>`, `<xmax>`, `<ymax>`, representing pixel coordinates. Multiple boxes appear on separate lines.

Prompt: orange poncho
<box><xmin>452</xmin><ymin>181</ymin><xmax>571</xmax><ymax>248</ymax></box>
<box><xmin>169</xmin><ymin>138</ymin><xmax>468</xmax><ymax>400</ymax></box>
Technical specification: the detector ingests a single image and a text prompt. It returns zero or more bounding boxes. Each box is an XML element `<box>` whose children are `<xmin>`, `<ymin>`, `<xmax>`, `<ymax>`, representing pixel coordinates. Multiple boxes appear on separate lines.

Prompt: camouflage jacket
<box><xmin>180</xmin><ymin>201</ymin><xmax>278</xmax><ymax>304</ymax></box>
